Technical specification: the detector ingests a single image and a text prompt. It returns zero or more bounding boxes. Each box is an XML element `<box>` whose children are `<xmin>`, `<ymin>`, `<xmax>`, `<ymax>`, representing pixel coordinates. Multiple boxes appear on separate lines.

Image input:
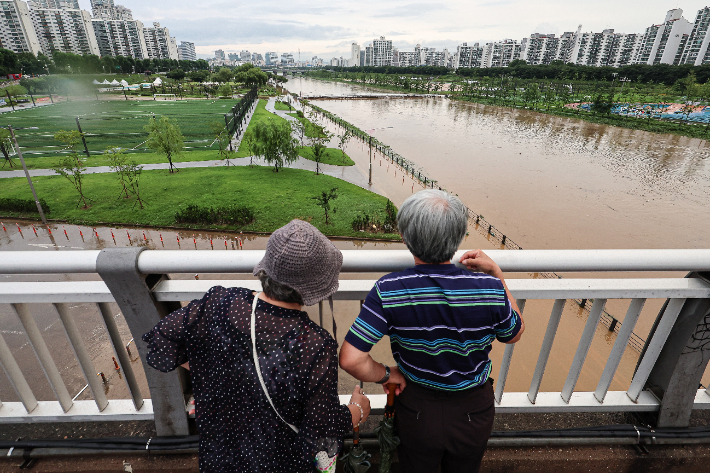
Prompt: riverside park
<box><xmin>1</xmin><ymin>68</ymin><xmax>710</xmax><ymax>473</ymax></box>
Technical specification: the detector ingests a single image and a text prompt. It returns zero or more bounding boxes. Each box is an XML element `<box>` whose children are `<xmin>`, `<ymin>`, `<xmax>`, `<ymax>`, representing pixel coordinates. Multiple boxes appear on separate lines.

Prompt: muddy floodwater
<box><xmin>2</xmin><ymin>76</ymin><xmax>709</xmax><ymax>403</ymax></box>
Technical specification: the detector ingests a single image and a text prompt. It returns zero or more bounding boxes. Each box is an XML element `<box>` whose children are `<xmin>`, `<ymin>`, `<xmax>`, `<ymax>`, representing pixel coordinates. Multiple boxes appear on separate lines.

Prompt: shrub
<box><xmin>0</xmin><ymin>197</ymin><xmax>50</xmax><ymax>215</ymax></box>
<box><xmin>175</xmin><ymin>204</ymin><xmax>254</xmax><ymax>226</ymax></box>
<box><xmin>351</xmin><ymin>200</ymin><xmax>398</xmax><ymax>234</ymax></box>
<box><xmin>296</xmin><ymin>110</ymin><xmax>304</xmax><ymax>118</ymax></box>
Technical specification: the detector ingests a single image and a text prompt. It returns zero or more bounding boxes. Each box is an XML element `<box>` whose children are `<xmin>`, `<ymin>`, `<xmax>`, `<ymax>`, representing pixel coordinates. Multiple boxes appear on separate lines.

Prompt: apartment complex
<box><xmin>0</xmin><ymin>0</ymin><xmax>186</xmax><ymax>62</ymax></box>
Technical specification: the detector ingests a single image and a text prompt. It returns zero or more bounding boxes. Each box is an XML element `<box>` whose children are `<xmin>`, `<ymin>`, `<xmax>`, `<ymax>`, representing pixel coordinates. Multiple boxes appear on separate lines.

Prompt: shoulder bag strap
<box><xmin>251</xmin><ymin>293</ymin><xmax>299</xmax><ymax>433</ymax></box>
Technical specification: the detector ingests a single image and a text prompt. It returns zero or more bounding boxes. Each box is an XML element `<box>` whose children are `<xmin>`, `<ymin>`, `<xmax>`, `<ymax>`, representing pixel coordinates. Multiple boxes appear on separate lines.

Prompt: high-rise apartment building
<box><xmin>350</xmin><ymin>42</ymin><xmax>360</xmax><ymax>68</ymax></box>
<box><xmin>239</xmin><ymin>50</ymin><xmax>250</xmax><ymax>62</ymax></box>
<box><xmin>635</xmin><ymin>9</ymin><xmax>693</xmax><ymax>65</ymax></box>
<box><xmin>364</xmin><ymin>46</ymin><xmax>372</xmax><ymax>66</ymax></box>
<box><xmin>214</xmin><ymin>49</ymin><xmax>225</xmax><ymax>60</ymax></box>
<box><xmin>454</xmin><ymin>42</ymin><xmax>483</xmax><ymax>69</ymax></box>
<box><xmin>678</xmin><ymin>6</ymin><xmax>710</xmax><ymax>65</ymax></box>
<box><xmin>177</xmin><ymin>41</ymin><xmax>195</xmax><ymax>61</ymax></box>
<box><xmin>372</xmin><ymin>36</ymin><xmax>393</xmax><ymax>66</ymax></box>
<box><xmin>480</xmin><ymin>39</ymin><xmax>522</xmax><ymax>68</ymax></box>
<box><xmin>521</xmin><ymin>33</ymin><xmax>560</xmax><ymax>65</ymax></box>
<box><xmin>90</xmin><ymin>0</ymin><xmax>147</xmax><ymax>59</ymax></box>
<box><xmin>28</xmin><ymin>0</ymin><xmax>99</xmax><ymax>58</ymax></box>
<box><xmin>92</xmin><ymin>17</ymin><xmax>146</xmax><ymax>59</ymax></box>
<box><xmin>143</xmin><ymin>22</ymin><xmax>177</xmax><ymax>60</ymax></box>
<box><xmin>397</xmin><ymin>51</ymin><xmax>418</xmax><ymax>67</ymax></box>
<box><xmin>555</xmin><ymin>29</ymin><xmax>579</xmax><ymax>63</ymax></box>
<box><xmin>0</xmin><ymin>0</ymin><xmax>42</xmax><ymax>55</ymax></box>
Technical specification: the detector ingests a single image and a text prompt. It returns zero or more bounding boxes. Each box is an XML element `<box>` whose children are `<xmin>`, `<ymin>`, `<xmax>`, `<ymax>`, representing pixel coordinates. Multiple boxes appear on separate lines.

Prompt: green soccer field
<box><xmin>1</xmin><ymin>98</ymin><xmax>240</xmax><ymax>160</ymax></box>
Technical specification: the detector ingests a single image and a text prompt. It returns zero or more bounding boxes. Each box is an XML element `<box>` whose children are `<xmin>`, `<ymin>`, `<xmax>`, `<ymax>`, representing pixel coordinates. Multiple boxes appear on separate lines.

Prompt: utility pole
<box><xmin>368</xmin><ymin>135</ymin><xmax>372</xmax><ymax>185</ymax></box>
<box><xmin>8</xmin><ymin>126</ymin><xmax>47</xmax><ymax>225</ymax></box>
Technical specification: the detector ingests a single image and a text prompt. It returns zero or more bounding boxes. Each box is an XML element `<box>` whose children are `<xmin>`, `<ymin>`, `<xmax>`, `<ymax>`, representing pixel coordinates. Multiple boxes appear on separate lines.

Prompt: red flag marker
<box><xmin>224</xmin><ymin>239</ymin><xmax>228</xmax><ymax>249</ymax></box>
<box><xmin>46</xmin><ymin>226</ymin><xmax>52</xmax><ymax>235</ymax></box>
<box><xmin>63</xmin><ymin>226</ymin><xmax>68</xmax><ymax>239</ymax></box>
<box><xmin>32</xmin><ymin>225</ymin><xmax>38</xmax><ymax>237</ymax></box>
<box><xmin>94</xmin><ymin>228</ymin><xmax>99</xmax><ymax>239</ymax></box>
<box><xmin>126</xmin><ymin>230</ymin><xmax>131</xmax><ymax>242</ymax></box>
<box><xmin>1</xmin><ymin>222</ymin><xmax>5</xmax><ymax>232</ymax></box>
<box><xmin>16</xmin><ymin>223</ymin><xmax>22</xmax><ymax>233</ymax></box>
<box><xmin>142</xmin><ymin>231</ymin><xmax>147</xmax><ymax>241</ymax></box>
<box><xmin>159</xmin><ymin>233</ymin><xmax>163</xmax><ymax>242</ymax></box>
<box><xmin>78</xmin><ymin>227</ymin><xmax>83</xmax><ymax>237</ymax></box>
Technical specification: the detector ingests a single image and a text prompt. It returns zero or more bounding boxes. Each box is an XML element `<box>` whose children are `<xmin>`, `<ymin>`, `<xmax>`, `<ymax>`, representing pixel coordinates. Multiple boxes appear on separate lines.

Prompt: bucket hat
<box><xmin>253</xmin><ymin>219</ymin><xmax>343</xmax><ymax>306</ymax></box>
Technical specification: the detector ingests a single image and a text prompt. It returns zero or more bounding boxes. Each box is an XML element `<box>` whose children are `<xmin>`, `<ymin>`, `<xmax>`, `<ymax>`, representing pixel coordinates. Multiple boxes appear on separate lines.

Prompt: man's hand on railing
<box><xmin>459</xmin><ymin>249</ymin><xmax>503</xmax><ymax>279</ymax></box>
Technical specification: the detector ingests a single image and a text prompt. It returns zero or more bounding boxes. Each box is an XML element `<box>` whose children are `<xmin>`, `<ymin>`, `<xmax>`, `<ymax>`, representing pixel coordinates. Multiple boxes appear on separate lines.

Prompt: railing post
<box><xmin>643</xmin><ymin>272</ymin><xmax>710</xmax><ymax>427</ymax></box>
<box><xmin>97</xmin><ymin>247</ymin><xmax>189</xmax><ymax>436</ymax></box>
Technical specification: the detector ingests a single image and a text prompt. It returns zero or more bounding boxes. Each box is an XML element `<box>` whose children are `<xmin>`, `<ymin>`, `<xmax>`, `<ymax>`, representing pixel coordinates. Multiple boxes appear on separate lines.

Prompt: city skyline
<box><xmin>74</xmin><ymin>0</ymin><xmax>710</xmax><ymax>59</ymax></box>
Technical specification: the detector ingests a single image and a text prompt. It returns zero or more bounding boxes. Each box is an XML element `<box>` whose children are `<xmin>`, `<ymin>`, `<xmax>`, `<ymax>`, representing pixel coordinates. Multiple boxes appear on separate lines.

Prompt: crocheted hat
<box><xmin>253</xmin><ymin>219</ymin><xmax>343</xmax><ymax>306</ymax></box>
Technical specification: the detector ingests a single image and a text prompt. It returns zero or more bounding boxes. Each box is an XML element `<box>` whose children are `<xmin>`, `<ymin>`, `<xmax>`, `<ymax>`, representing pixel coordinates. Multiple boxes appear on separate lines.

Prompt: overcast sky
<box><xmin>77</xmin><ymin>1</ymin><xmax>710</xmax><ymax>59</ymax></box>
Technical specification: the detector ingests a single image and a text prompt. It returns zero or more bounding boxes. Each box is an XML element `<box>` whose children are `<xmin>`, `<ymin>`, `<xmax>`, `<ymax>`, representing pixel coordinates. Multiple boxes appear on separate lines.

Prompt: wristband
<box><xmin>348</xmin><ymin>402</ymin><xmax>364</xmax><ymax>427</ymax></box>
<box><xmin>376</xmin><ymin>363</ymin><xmax>390</xmax><ymax>384</ymax></box>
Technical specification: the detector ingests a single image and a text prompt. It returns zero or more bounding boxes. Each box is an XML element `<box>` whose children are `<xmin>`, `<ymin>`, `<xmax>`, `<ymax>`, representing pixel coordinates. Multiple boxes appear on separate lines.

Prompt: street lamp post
<box><xmin>8</xmin><ymin>125</ymin><xmax>47</xmax><ymax>225</ymax></box>
<box><xmin>368</xmin><ymin>135</ymin><xmax>372</xmax><ymax>186</ymax></box>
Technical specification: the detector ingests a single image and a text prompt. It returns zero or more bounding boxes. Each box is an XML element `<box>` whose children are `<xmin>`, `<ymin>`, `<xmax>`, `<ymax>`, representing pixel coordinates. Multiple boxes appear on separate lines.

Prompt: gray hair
<box><xmin>397</xmin><ymin>190</ymin><xmax>467</xmax><ymax>264</ymax></box>
<box><xmin>255</xmin><ymin>269</ymin><xmax>304</xmax><ymax>305</ymax></box>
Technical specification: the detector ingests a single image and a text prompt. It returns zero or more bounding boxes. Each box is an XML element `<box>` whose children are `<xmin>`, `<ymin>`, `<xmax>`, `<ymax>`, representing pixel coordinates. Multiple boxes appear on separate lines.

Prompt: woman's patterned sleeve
<box><xmin>142</xmin><ymin>286</ymin><xmax>223</xmax><ymax>372</ymax></box>
<box><xmin>297</xmin><ymin>338</ymin><xmax>352</xmax><ymax>465</ymax></box>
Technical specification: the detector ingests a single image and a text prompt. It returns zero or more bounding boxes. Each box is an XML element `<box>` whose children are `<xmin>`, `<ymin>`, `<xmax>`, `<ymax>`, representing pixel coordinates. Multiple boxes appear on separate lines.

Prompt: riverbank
<box><xmin>0</xmin><ymin>165</ymin><xmax>399</xmax><ymax>239</ymax></box>
<box><xmin>304</xmin><ymin>76</ymin><xmax>710</xmax><ymax>141</ymax></box>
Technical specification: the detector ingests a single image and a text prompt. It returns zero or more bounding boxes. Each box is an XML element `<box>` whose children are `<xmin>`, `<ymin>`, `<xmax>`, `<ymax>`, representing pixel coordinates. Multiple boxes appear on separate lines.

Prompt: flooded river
<box><xmin>1</xmin><ymin>77</ymin><xmax>708</xmax><ymax>403</ymax></box>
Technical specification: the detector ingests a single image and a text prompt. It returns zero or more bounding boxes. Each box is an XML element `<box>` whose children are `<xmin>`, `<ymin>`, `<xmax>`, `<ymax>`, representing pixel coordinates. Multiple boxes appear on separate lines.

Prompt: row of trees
<box><xmin>457</xmin><ymin>61</ymin><xmax>710</xmax><ymax>86</ymax></box>
<box><xmin>318</xmin><ymin>62</ymin><xmax>710</xmax><ymax>87</ymax></box>
<box><xmin>308</xmin><ymin>70</ymin><xmax>445</xmax><ymax>93</ymax></box>
<box><xmin>0</xmin><ymin>47</ymin><xmax>210</xmax><ymax>77</ymax></box>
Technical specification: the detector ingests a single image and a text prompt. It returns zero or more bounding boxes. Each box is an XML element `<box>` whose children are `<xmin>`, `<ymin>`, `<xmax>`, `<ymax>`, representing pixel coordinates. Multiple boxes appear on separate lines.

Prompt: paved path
<box><xmin>0</xmin><ymin>154</ymin><xmax>382</xmax><ymax>195</ymax></box>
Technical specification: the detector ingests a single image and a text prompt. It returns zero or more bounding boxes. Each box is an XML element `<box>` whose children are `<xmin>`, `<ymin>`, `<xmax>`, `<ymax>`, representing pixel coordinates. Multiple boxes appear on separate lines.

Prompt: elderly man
<box><xmin>339</xmin><ymin>190</ymin><xmax>524</xmax><ymax>473</ymax></box>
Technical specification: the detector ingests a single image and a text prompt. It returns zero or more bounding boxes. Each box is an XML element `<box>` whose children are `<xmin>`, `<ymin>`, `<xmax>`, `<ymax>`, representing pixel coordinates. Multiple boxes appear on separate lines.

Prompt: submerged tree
<box><xmin>251</xmin><ymin>119</ymin><xmax>298</xmax><ymax>172</ymax></box>
<box><xmin>144</xmin><ymin>116</ymin><xmax>184</xmax><ymax>173</ymax></box>
<box><xmin>337</xmin><ymin>129</ymin><xmax>353</xmax><ymax>164</ymax></box>
<box><xmin>313</xmin><ymin>187</ymin><xmax>338</xmax><ymax>225</ymax></box>
<box><xmin>312</xmin><ymin>142</ymin><xmax>327</xmax><ymax>175</ymax></box>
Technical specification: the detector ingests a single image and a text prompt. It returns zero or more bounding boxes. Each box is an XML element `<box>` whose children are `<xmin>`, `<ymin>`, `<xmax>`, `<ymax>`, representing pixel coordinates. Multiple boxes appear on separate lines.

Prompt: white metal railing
<box><xmin>0</xmin><ymin>249</ymin><xmax>709</xmax><ymax>435</ymax></box>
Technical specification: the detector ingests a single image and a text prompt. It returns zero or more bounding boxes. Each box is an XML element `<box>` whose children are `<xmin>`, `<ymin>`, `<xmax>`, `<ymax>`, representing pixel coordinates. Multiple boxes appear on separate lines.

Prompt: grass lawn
<box><xmin>0</xmin><ymin>166</ymin><xmax>397</xmax><ymax>238</ymax></box>
<box><xmin>11</xmin><ymin>99</ymin><xmax>288</xmax><ymax>170</ymax></box>
<box><xmin>298</xmin><ymin>147</ymin><xmax>354</xmax><ymax>166</ymax></box>
<box><xmin>273</xmin><ymin>100</ymin><xmax>294</xmax><ymax>111</ymax></box>
<box><xmin>6</xmin><ymin>98</ymin><xmax>242</xmax><ymax>161</ymax></box>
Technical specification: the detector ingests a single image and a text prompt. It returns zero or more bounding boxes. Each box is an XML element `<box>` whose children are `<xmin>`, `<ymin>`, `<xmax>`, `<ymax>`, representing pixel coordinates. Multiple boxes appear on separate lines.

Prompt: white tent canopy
<box><xmin>110</xmin><ymin>79</ymin><xmax>120</xmax><ymax>86</ymax></box>
<box><xmin>92</xmin><ymin>80</ymin><xmax>101</xmax><ymax>85</ymax></box>
<box><xmin>120</xmin><ymin>80</ymin><xmax>129</xmax><ymax>87</ymax></box>
<box><xmin>102</xmin><ymin>79</ymin><xmax>110</xmax><ymax>84</ymax></box>
<box><xmin>153</xmin><ymin>77</ymin><xmax>162</xmax><ymax>86</ymax></box>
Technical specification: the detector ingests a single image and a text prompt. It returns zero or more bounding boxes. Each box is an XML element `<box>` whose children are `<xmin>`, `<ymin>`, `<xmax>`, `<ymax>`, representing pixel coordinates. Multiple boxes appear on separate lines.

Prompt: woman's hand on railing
<box><xmin>347</xmin><ymin>385</ymin><xmax>370</xmax><ymax>428</ymax></box>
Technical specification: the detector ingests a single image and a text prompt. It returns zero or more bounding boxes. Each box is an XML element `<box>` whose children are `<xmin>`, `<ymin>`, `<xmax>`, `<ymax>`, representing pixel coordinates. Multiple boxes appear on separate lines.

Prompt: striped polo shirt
<box><xmin>344</xmin><ymin>264</ymin><xmax>521</xmax><ymax>391</ymax></box>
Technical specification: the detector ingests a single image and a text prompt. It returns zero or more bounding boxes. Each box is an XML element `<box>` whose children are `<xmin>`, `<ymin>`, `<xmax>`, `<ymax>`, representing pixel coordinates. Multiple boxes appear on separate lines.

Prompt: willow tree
<box><xmin>251</xmin><ymin>119</ymin><xmax>298</xmax><ymax>172</ymax></box>
<box><xmin>145</xmin><ymin>116</ymin><xmax>184</xmax><ymax>173</ymax></box>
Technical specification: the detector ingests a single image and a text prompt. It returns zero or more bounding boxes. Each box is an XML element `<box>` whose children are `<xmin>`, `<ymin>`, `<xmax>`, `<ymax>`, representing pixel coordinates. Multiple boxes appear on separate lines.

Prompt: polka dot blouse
<box><xmin>143</xmin><ymin>286</ymin><xmax>351</xmax><ymax>473</ymax></box>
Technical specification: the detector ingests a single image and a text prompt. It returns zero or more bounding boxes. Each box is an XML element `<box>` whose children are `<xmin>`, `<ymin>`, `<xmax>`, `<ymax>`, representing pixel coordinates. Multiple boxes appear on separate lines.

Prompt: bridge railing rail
<box><xmin>0</xmin><ymin>249</ymin><xmax>709</xmax><ymax>435</ymax></box>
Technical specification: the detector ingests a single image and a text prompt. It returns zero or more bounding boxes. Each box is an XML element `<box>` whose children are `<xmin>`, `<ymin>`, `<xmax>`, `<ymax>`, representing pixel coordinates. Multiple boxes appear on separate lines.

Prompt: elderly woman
<box><xmin>340</xmin><ymin>190</ymin><xmax>524</xmax><ymax>473</ymax></box>
<box><xmin>143</xmin><ymin>219</ymin><xmax>370</xmax><ymax>473</ymax></box>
